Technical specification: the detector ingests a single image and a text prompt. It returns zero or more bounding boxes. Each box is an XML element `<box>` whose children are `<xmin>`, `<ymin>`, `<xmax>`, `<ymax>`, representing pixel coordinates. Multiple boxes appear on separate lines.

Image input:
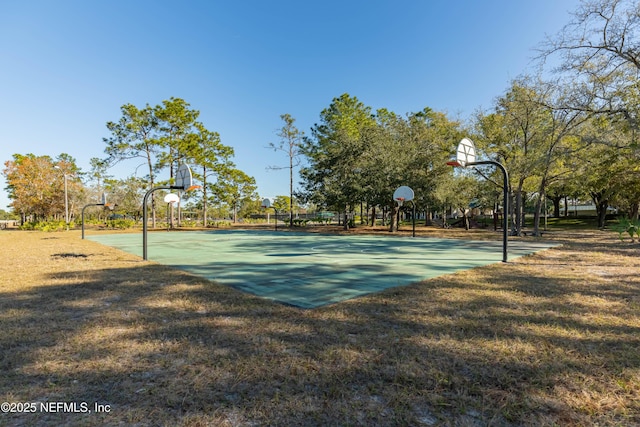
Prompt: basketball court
<box><xmin>87</xmin><ymin>230</ymin><xmax>557</xmax><ymax>308</ymax></box>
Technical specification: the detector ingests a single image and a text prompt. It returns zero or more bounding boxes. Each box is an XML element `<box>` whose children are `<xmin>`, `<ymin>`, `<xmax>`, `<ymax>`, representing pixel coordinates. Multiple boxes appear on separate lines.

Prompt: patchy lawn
<box><xmin>0</xmin><ymin>227</ymin><xmax>638</xmax><ymax>426</ymax></box>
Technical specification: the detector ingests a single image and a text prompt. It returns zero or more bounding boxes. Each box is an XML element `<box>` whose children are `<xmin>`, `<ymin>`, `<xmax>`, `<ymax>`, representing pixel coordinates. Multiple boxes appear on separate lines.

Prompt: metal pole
<box><xmin>143</xmin><ymin>186</ymin><xmax>181</xmax><ymax>260</ymax></box>
<box><xmin>274</xmin><ymin>208</ymin><xmax>278</xmax><ymax>231</ymax></box>
<box><xmin>412</xmin><ymin>201</ymin><xmax>416</xmax><ymax>237</ymax></box>
<box><xmin>468</xmin><ymin>160</ymin><xmax>509</xmax><ymax>262</ymax></box>
<box><xmin>81</xmin><ymin>203</ymin><xmax>104</xmax><ymax>239</ymax></box>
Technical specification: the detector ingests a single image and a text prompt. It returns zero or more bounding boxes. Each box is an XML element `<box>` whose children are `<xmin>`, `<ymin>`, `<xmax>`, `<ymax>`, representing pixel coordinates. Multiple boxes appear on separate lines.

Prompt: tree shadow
<box><xmin>2</xmin><ymin>231</ymin><xmax>639</xmax><ymax>425</ymax></box>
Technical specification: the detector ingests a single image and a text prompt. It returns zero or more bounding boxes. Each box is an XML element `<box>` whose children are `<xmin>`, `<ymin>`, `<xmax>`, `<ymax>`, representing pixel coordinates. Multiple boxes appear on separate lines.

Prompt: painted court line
<box><xmin>88</xmin><ymin>230</ymin><xmax>558</xmax><ymax>308</ymax></box>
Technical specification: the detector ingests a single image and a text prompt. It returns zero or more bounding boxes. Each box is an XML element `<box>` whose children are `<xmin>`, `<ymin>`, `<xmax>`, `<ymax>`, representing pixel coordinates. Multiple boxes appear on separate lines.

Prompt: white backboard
<box><xmin>164</xmin><ymin>193</ymin><xmax>180</xmax><ymax>205</ymax></box>
<box><xmin>261</xmin><ymin>198</ymin><xmax>271</xmax><ymax>208</ymax></box>
<box><xmin>175</xmin><ymin>164</ymin><xmax>193</xmax><ymax>189</ymax></box>
<box><xmin>393</xmin><ymin>186</ymin><xmax>414</xmax><ymax>202</ymax></box>
<box><xmin>457</xmin><ymin>138</ymin><xmax>476</xmax><ymax>167</ymax></box>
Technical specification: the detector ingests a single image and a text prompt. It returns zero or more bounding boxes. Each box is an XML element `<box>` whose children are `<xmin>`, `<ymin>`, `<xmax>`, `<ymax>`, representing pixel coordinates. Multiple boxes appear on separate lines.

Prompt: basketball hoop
<box><xmin>391</xmin><ymin>185</ymin><xmax>416</xmax><ymax>236</ymax></box>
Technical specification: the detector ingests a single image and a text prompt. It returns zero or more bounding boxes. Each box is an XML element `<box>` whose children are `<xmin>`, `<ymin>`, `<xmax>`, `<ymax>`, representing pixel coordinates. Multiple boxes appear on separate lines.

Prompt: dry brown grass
<box><xmin>0</xmin><ymin>226</ymin><xmax>639</xmax><ymax>426</ymax></box>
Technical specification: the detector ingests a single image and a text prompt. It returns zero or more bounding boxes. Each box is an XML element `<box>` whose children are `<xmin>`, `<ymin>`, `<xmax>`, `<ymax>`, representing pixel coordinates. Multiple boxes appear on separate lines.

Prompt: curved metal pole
<box><xmin>143</xmin><ymin>186</ymin><xmax>181</xmax><ymax>260</ymax></box>
<box><xmin>81</xmin><ymin>203</ymin><xmax>105</xmax><ymax>239</ymax></box>
<box><xmin>467</xmin><ymin>160</ymin><xmax>509</xmax><ymax>262</ymax></box>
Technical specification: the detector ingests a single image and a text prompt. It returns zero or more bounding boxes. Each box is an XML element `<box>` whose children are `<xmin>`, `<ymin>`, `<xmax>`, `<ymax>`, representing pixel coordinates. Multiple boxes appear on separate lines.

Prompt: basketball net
<box><xmin>395</xmin><ymin>197</ymin><xmax>405</xmax><ymax>207</ymax></box>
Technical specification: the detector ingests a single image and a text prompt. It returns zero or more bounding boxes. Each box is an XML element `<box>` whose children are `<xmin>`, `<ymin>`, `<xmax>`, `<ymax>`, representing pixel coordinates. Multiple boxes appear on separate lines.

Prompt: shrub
<box><xmin>19</xmin><ymin>220</ymin><xmax>70</xmax><ymax>232</ymax></box>
<box><xmin>106</xmin><ymin>218</ymin><xmax>136</xmax><ymax>229</ymax></box>
<box><xmin>613</xmin><ymin>217</ymin><xmax>640</xmax><ymax>242</ymax></box>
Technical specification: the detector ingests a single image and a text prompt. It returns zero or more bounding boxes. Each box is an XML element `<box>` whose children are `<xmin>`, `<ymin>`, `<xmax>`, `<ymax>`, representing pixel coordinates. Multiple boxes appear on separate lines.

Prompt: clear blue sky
<box><xmin>0</xmin><ymin>0</ymin><xmax>580</xmax><ymax>211</ymax></box>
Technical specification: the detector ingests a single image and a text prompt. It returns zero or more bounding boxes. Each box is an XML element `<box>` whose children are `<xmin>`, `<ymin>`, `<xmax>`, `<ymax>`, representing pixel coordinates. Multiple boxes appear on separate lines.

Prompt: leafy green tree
<box><xmin>573</xmin><ymin>114</ymin><xmax>638</xmax><ymax>227</ymax></box>
<box><xmin>103</xmin><ymin>176</ymin><xmax>147</xmax><ymax>219</ymax></box>
<box><xmin>300</xmin><ymin>93</ymin><xmax>376</xmax><ymax>229</ymax></box>
<box><xmin>0</xmin><ymin>209</ymin><xmax>18</xmax><ymax>220</ymax></box>
<box><xmin>238</xmin><ymin>197</ymin><xmax>263</xmax><ymax>220</ymax></box>
<box><xmin>186</xmin><ymin>123</ymin><xmax>234</xmax><ymax>227</ymax></box>
<box><xmin>539</xmin><ymin>0</ymin><xmax>640</xmax><ymax>222</ymax></box>
<box><xmin>213</xmin><ymin>168</ymin><xmax>257</xmax><ymax>223</ymax></box>
<box><xmin>89</xmin><ymin>157</ymin><xmax>111</xmax><ymax>191</ymax></box>
<box><xmin>154</xmin><ymin>97</ymin><xmax>200</xmax><ymax>180</ymax></box>
<box><xmin>272</xmin><ymin>195</ymin><xmax>301</xmax><ymax>215</ymax></box>
<box><xmin>473</xmin><ymin>78</ymin><xmax>590</xmax><ymax>236</ymax></box>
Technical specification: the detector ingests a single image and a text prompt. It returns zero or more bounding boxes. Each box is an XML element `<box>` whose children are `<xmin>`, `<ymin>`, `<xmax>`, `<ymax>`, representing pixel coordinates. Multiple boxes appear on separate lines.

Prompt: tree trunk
<box><xmin>388</xmin><ymin>203</ymin><xmax>398</xmax><ymax>232</ymax></box>
<box><xmin>343</xmin><ymin>206</ymin><xmax>349</xmax><ymax>230</ymax></box>
<box><xmin>370</xmin><ymin>206</ymin><xmax>376</xmax><ymax>227</ymax></box>
<box><xmin>597</xmin><ymin>204</ymin><xmax>608</xmax><ymax>229</ymax></box>
<box><xmin>532</xmin><ymin>178</ymin><xmax>547</xmax><ymax>236</ymax></box>
<box><xmin>590</xmin><ymin>191</ymin><xmax>609</xmax><ymax>229</ymax></box>
<box><xmin>532</xmin><ymin>192</ymin><xmax>544</xmax><ymax>236</ymax></box>
<box><xmin>511</xmin><ymin>190</ymin><xmax>522</xmax><ymax>236</ymax></box>
<box><xmin>289</xmin><ymin>155</ymin><xmax>294</xmax><ymax>228</ymax></box>
<box><xmin>550</xmin><ymin>195</ymin><xmax>562</xmax><ymax>218</ymax></box>
<box><xmin>630</xmin><ymin>201</ymin><xmax>639</xmax><ymax>221</ymax></box>
<box><xmin>461</xmin><ymin>209</ymin><xmax>470</xmax><ymax>230</ymax></box>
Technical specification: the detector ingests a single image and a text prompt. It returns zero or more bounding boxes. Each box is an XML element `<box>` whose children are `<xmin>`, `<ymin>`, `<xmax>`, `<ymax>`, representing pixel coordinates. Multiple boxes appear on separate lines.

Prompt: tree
<box><xmin>358</xmin><ymin>108</ymin><xmax>452</xmax><ymax>232</ymax></box>
<box><xmin>104</xmin><ymin>103</ymin><xmax>162</xmax><ymax>226</ymax></box>
<box><xmin>268</xmin><ymin>114</ymin><xmax>304</xmax><ymax>227</ymax></box>
<box><xmin>272</xmin><ymin>195</ymin><xmax>301</xmax><ymax>216</ymax></box>
<box><xmin>540</xmin><ymin>0</ymin><xmax>640</xmax><ymax>125</ymax></box>
<box><xmin>573</xmin><ymin>114</ymin><xmax>639</xmax><ymax>227</ymax></box>
<box><xmin>2</xmin><ymin>154</ymin><xmax>83</xmax><ymax>223</ymax></box>
<box><xmin>433</xmin><ymin>174</ymin><xmax>481</xmax><ymax>230</ymax></box>
<box><xmin>214</xmin><ymin>168</ymin><xmax>258</xmax><ymax>223</ymax></box>
<box><xmin>300</xmin><ymin>94</ymin><xmax>376</xmax><ymax>230</ymax></box>
<box><xmin>473</xmin><ymin>78</ymin><xmax>589</xmax><ymax>236</ymax></box>
<box><xmin>103</xmin><ymin>98</ymin><xmax>236</xmax><ymax>228</ymax></box>
<box><xmin>103</xmin><ymin>176</ymin><xmax>147</xmax><ymax>219</ymax></box>
<box><xmin>301</xmin><ymin>94</ymin><xmax>461</xmax><ymax>232</ymax></box>
<box><xmin>186</xmin><ymin>123</ymin><xmax>234</xmax><ymax>227</ymax></box>
<box><xmin>89</xmin><ymin>157</ymin><xmax>111</xmax><ymax>192</ymax></box>
<box><xmin>154</xmin><ymin>97</ymin><xmax>200</xmax><ymax>181</ymax></box>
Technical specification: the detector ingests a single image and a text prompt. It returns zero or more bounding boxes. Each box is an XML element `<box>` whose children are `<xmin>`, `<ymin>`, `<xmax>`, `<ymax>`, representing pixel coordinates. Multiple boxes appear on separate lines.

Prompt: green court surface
<box><xmin>88</xmin><ymin>230</ymin><xmax>557</xmax><ymax>309</ymax></box>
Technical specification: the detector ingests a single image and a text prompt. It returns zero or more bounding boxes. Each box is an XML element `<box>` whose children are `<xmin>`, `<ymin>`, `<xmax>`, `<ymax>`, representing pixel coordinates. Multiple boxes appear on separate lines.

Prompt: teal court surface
<box><xmin>88</xmin><ymin>230</ymin><xmax>557</xmax><ymax>309</ymax></box>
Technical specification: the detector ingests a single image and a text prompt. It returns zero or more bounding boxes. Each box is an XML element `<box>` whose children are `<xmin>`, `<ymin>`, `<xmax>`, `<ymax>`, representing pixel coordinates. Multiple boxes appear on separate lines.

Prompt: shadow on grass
<box><xmin>1</xmin><ymin>239</ymin><xmax>639</xmax><ymax>426</ymax></box>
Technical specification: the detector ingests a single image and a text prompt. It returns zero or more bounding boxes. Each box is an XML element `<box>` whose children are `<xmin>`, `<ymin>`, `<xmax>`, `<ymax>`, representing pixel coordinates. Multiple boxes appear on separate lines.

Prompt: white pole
<box><xmin>64</xmin><ymin>174</ymin><xmax>69</xmax><ymax>230</ymax></box>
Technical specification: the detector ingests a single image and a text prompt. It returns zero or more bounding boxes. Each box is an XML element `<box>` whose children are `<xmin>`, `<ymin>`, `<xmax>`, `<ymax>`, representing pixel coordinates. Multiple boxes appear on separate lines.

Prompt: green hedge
<box><xmin>19</xmin><ymin>220</ymin><xmax>72</xmax><ymax>232</ymax></box>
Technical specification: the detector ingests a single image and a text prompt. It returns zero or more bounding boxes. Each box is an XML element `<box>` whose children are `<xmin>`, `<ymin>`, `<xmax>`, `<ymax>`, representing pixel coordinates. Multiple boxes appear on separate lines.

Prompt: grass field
<box><xmin>1</xmin><ymin>225</ymin><xmax>639</xmax><ymax>426</ymax></box>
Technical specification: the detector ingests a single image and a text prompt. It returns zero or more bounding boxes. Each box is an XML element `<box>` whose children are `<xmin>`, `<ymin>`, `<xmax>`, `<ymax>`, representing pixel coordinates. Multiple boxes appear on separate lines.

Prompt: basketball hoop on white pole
<box><xmin>164</xmin><ymin>193</ymin><xmax>180</xmax><ymax>230</ymax></box>
<box><xmin>261</xmin><ymin>198</ymin><xmax>278</xmax><ymax>231</ymax></box>
<box><xmin>393</xmin><ymin>186</ymin><xmax>415</xmax><ymax>237</ymax></box>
